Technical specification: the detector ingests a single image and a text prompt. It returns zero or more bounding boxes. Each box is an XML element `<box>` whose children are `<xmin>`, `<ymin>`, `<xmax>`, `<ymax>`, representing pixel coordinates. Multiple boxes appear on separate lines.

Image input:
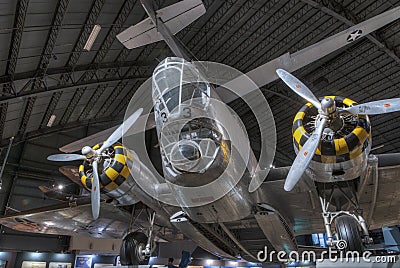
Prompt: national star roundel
<box><xmin>347</xmin><ymin>29</ymin><xmax>363</xmax><ymax>42</ymax></box>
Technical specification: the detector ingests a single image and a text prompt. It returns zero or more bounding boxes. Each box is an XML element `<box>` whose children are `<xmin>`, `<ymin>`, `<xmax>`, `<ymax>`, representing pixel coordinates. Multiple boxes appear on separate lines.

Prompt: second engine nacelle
<box><xmin>292</xmin><ymin>96</ymin><xmax>371</xmax><ymax>182</ymax></box>
<box><xmin>79</xmin><ymin>142</ymin><xmax>138</xmax><ymax>205</ymax></box>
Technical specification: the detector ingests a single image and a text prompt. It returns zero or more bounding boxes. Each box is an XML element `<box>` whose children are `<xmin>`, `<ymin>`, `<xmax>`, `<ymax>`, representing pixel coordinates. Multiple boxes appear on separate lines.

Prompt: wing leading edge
<box><xmin>0</xmin><ymin>199</ymin><xmax>131</xmax><ymax>238</ymax></box>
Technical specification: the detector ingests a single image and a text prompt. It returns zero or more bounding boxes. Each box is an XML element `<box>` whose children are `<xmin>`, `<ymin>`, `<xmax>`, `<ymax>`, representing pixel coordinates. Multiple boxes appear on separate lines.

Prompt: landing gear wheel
<box><xmin>120</xmin><ymin>232</ymin><xmax>150</xmax><ymax>265</ymax></box>
<box><xmin>335</xmin><ymin>215</ymin><xmax>363</xmax><ymax>252</ymax></box>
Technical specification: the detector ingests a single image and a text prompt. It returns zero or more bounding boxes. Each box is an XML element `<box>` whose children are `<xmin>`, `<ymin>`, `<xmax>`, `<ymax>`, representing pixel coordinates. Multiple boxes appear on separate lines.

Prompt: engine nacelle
<box><xmin>79</xmin><ymin>142</ymin><xmax>138</xmax><ymax>205</ymax></box>
<box><xmin>292</xmin><ymin>96</ymin><xmax>371</xmax><ymax>182</ymax></box>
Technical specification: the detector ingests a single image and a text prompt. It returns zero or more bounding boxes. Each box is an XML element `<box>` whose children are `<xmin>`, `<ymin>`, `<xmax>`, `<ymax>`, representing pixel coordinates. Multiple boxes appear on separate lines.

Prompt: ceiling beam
<box><xmin>0</xmin><ymin>139</ymin><xmax>27</xmax><ymax>216</ymax></box>
<box><xmin>60</xmin><ymin>0</ymin><xmax>136</xmax><ymax>125</ymax></box>
<box><xmin>1</xmin><ymin>0</ymin><xmax>30</xmax><ymax>140</ymax></box>
<box><xmin>0</xmin><ymin>74</ymin><xmax>147</xmax><ymax>105</ymax></box>
<box><xmin>110</xmin><ymin>80</ymin><xmax>142</xmax><ymax>117</ymax></box>
<box><xmin>95</xmin><ymin>81</ymin><xmax>130</xmax><ymax>118</ymax></box>
<box><xmin>0</xmin><ymin>115</ymin><xmax>123</xmax><ymax>149</ymax></box>
<box><xmin>33</xmin><ymin>0</ymin><xmax>71</xmax><ymax>87</ymax></box>
<box><xmin>0</xmin><ymin>103</ymin><xmax>7</xmax><ymax>139</ymax></box>
<box><xmin>2</xmin><ymin>0</ymin><xmax>30</xmax><ymax>96</ymax></box>
<box><xmin>212</xmin><ymin>0</ymin><xmax>281</xmax><ymax>64</ymax></box>
<box><xmin>17</xmin><ymin>96</ymin><xmax>37</xmax><ymax>136</ymax></box>
<box><xmin>50</xmin><ymin>0</ymin><xmax>105</xmax><ymax>128</ymax></box>
<box><xmin>195</xmin><ymin>0</ymin><xmax>259</xmax><ymax>60</ymax></box>
<box><xmin>0</xmin><ymin>60</ymin><xmax>154</xmax><ymax>86</ymax></box>
<box><xmin>17</xmin><ymin>0</ymin><xmax>71</xmax><ymax>136</ymax></box>
<box><xmin>77</xmin><ymin>84</ymin><xmax>108</xmax><ymax>121</ymax></box>
<box><xmin>39</xmin><ymin>91</ymin><xmax>62</xmax><ymax>128</ymax></box>
<box><xmin>78</xmin><ymin>0</ymin><xmax>136</xmax><ymax>82</ymax></box>
<box><xmin>59</xmin><ymin>87</ymin><xmax>86</xmax><ymax>125</ymax></box>
<box><xmin>61</xmin><ymin>0</ymin><xmax>105</xmax><ymax>79</ymax></box>
<box><xmin>185</xmin><ymin>0</ymin><xmax>240</xmax><ymax>55</ymax></box>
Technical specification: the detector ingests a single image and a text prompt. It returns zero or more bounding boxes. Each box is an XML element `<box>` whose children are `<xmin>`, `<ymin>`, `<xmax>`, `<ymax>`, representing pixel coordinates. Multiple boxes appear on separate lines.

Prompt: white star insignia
<box><xmin>347</xmin><ymin>30</ymin><xmax>363</xmax><ymax>42</ymax></box>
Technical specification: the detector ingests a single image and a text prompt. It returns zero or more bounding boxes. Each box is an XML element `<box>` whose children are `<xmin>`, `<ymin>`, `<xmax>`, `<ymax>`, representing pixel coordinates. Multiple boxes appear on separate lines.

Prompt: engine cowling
<box><xmin>79</xmin><ymin>142</ymin><xmax>138</xmax><ymax>205</ymax></box>
<box><xmin>292</xmin><ymin>96</ymin><xmax>371</xmax><ymax>182</ymax></box>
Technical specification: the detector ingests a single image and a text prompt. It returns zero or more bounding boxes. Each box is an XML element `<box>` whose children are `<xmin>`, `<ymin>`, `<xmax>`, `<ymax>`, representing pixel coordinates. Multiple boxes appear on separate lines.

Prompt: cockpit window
<box><xmin>179</xmin><ymin>119</ymin><xmax>222</xmax><ymax>142</ymax></box>
<box><xmin>161</xmin><ymin>82</ymin><xmax>209</xmax><ymax>112</ymax></box>
<box><xmin>162</xmin><ymin>86</ymin><xmax>180</xmax><ymax>112</ymax></box>
<box><xmin>181</xmin><ymin>82</ymin><xmax>208</xmax><ymax>102</ymax></box>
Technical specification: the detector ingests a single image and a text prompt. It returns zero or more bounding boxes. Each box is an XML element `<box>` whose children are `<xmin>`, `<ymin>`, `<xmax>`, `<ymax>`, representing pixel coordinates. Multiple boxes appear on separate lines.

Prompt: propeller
<box><xmin>47</xmin><ymin>154</ymin><xmax>86</xmax><ymax>162</ymax></box>
<box><xmin>97</xmin><ymin>108</ymin><xmax>143</xmax><ymax>153</ymax></box>
<box><xmin>91</xmin><ymin>160</ymin><xmax>100</xmax><ymax>220</ymax></box>
<box><xmin>276</xmin><ymin>69</ymin><xmax>321</xmax><ymax>110</ymax></box>
<box><xmin>284</xmin><ymin>117</ymin><xmax>327</xmax><ymax>191</ymax></box>
<box><xmin>341</xmin><ymin>98</ymin><xmax>400</xmax><ymax>115</ymax></box>
<box><xmin>277</xmin><ymin>68</ymin><xmax>327</xmax><ymax>191</ymax></box>
<box><xmin>47</xmin><ymin>108</ymin><xmax>143</xmax><ymax>219</ymax></box>
<box><xmin>277</xmin><ymin>68</ymin><xmax>400</xmax><ymax>191</ymax></box>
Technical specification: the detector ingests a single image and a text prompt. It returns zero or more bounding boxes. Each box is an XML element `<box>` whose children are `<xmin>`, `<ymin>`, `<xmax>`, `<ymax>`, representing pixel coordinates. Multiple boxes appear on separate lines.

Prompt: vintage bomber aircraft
<box><xmin>1</xmin><ymin>0</ymin><xmax>400</xmax><ymax>264</ymax></box>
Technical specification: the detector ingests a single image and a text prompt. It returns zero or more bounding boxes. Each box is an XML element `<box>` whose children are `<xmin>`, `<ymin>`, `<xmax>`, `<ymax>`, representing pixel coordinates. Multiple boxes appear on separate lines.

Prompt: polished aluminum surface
<box><xmin>255</xmin><ymin>205</ymin><xmax>298</xmax><ymax>253</ymax></box>
<box><xmin>91</xmin><ymin>160</ymin><xmax>101</xmax><ymax>220</ymax></box>
<box><xmin>320</xmin><ymin>97</ymin><xmax>336</xmax><ymax>115</ymax></box>
<box><xmin>285</xmin><ymin>117</ymin><xmax>327</xmax><ymax>191</ymax></box>
<box><xmin>152</xmin><ymin>58</ymin><xmax>254</xmax><ymax>222</ymax></box>
<box><xmin>0</xmin><ymin>200</ymin><xmax>131</xmax><ymax>238</ymax></box>
<box><xmin>343</xmin><ymin>98</ymin><xmax>400</xmax><ymax>115</ymax></box>
<box><xmin>276</xmin><ymin>69</ymin><xmax>321</xmax><ymax>109</ymax></box>
<box><xmin>305</xmin><ymin>143</ymin><xmax>371</xmax><ymax>183</ymax></box>
<box><xmin>170</xmin><ymin>219</ymin><xmax>236</xmax><ymax>259</ymax></box>
<box><xmin>106</xmin><ymin>177</ymin><xmax>138</xmax><ymax>205</ymax></box>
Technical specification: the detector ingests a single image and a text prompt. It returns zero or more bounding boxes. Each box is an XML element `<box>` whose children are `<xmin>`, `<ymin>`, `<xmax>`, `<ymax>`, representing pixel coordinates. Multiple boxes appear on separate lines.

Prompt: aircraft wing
<box><xmin>219</xmin><ymin>6</ymin><xmax>400</xmax><ymax>103</ymax></box>
<box><xmin>257</xmin><ymin>170</ymin><xmax>325</xmax><ymax>236</ymax></box>
<box><xmin>0</xmin><ymin>198</ymin><xmax>131</xmax><ymax>238</ymax></box>
<box><xmin>59</xmin><ymin>166</ymin><xmax>83</xmax><ymax>185</ymax></box>
<box><xmin>59</xmin><ymin>113</ymin><xmax>155</xmax><ymax>153</ymax></box>
<box><xmin>258</xmin><ymin>153</ymin><xmax>400</xmax><ymax>236</ymax></box>
<box><xmin>359</xmin><ymin>155</ymin><xmax>400</xmax><ymax>229</ymax></box>
<box><xmin>117</xmin><ymin>0</ymin><xmax>205</xmax><ymax>49</ymax></box>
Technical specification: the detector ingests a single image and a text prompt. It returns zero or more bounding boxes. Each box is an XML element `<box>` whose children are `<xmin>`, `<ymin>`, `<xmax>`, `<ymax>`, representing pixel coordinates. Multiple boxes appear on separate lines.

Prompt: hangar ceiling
<box><xmin>0</xmin><ymin>0</ymin><xmax>399</xmax><ymax>250</ymax></box>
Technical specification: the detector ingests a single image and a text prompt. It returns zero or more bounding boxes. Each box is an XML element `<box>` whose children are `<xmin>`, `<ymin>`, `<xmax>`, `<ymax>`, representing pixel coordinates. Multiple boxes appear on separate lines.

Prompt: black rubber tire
<box><xmin>335</xmin><ymin>215</ymin><xmax>363</xmax><ymax>252</ymax></box>
<box><xmin>120</xmin><ymin>232</ymin><xmax>150</xmax><ymax>265</ymax></box>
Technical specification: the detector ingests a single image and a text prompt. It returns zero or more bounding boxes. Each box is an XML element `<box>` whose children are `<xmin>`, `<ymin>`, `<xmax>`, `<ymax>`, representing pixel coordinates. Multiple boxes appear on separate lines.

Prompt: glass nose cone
<box><xmin>178</xmin><ymin>143</ymin><xmax>201</xmax><ymax>161</ymax></box>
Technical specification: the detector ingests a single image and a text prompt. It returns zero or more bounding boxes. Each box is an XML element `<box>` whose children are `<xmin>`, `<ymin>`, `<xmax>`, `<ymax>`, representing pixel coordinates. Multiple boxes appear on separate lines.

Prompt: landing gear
<box><xmin>319</xmin><ymin>187</ymin><xmax>373</xmax><ymax>252</ymax></box>
<box><xmin>335</xmin><ymin>215</ymin><xmax>363</xmax><ymax>252</ymax></box>
<box><xmin>120</xmin><ymin>232</ymin><xmax>150</xmax><ymax>265</ymax></box>
<box><xmin>120</xmin><ymin>211</ymin><xmax>157</xmax><ymax>265</ymax></box>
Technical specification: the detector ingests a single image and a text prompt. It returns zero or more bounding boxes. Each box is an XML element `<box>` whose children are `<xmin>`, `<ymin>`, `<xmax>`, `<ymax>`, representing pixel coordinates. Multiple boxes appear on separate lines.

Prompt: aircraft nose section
<box><xmin>178</xmin><ymin>142</ymin><xmax>201</xmax><ymax>161</ymax></box>
<box><xmin>170</xmin><ymin>140</ymin><xmax>202</xmax><ymax>172</ymax></box>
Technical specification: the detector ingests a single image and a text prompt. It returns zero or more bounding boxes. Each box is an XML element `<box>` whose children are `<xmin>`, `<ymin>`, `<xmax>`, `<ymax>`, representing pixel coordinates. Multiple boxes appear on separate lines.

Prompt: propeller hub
<box><xmin>320</xmin><ymin>98</ymin><xmax>336</xmax><ymax>115</ymax></box>
<box><xmin>82</xmin><ymin>146</ymin><xmax>95</xmax><ymax>158</ymax></box>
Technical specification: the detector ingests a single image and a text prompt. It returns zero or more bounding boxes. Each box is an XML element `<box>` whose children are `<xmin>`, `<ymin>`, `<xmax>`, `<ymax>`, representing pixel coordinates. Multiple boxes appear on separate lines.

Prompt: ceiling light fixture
<box><xmin>84</xmin><ymin>24</ymin><xmax>101</xmax><ymax>51</ymax></box>
<box><xmin>47</xmin><ymin>114</ymin><xmax>56</xmax><ymax>127</ymax></box>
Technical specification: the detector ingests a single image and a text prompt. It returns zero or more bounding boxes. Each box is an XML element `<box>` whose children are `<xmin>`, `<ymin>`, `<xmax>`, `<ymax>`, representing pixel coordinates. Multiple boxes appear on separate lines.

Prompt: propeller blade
<box><xmin>91</xmin><ymin>160</ymin><xmax>101</xmax><ymax>220</ymax></box>
<box><xmin>276</xmin><ymin>69</ymin><xmax>321</xmax><ymax>110</ymax></box>
<box><xmin>342</xmin><ymin>98</ymin><xmax>400</xmax><ymax>115</ymax></box>
<box><xmin>284</xmin><ymin>117</ymin><xmax>327</xmax><ymax>191</ymax></box>
<box><xmin>98</xmin><ymin>108</ymin><xmax>143</xmax><ymax>153</ymax></box>
<box><xmin>47</xmin><ymin>154</ymin><xmax>86</xmax><ymax>162</ymax></box>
